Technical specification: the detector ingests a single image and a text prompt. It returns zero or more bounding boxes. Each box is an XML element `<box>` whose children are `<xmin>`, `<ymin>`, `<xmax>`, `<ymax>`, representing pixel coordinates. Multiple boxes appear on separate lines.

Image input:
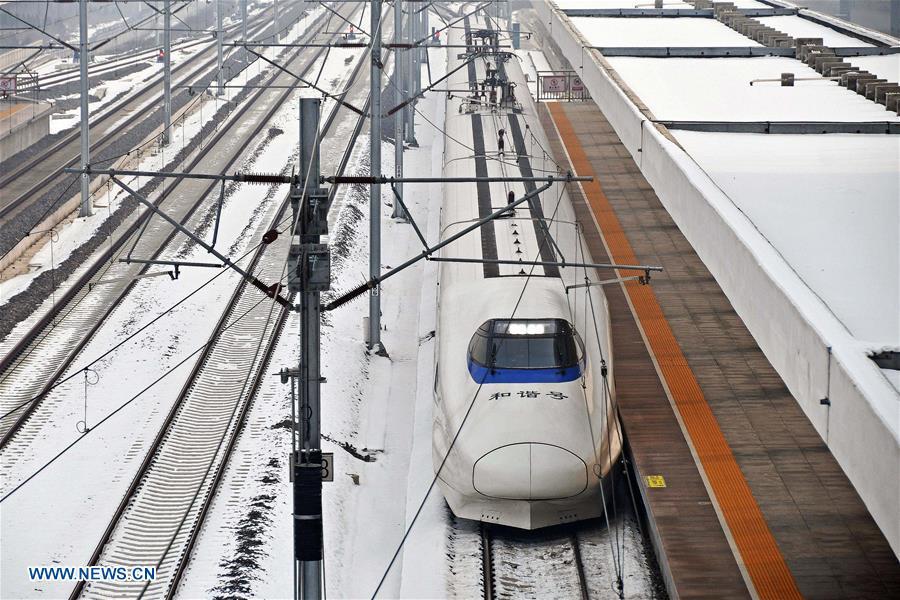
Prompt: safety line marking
<box><xmin>548</xmin><ymin>102</ymin><xmax>802</xmax><ymax>600</ymax></box>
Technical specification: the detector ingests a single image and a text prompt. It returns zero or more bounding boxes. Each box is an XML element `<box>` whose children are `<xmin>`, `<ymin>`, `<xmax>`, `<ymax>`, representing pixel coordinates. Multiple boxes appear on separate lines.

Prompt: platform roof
<box><xmin>756</xmin><ymin>15</ymin><xmax>874</xmax><ymax>47</ymax></box>
<box><xmin>607</xmin><ymin>56</ymin><xmax>900</xmax><ymax>121</ymax></box>
<box><xmin>555</xmin><ymin>0</ymin><xmax>768</xmax><ymax>8</ymax></box>
<box><xmin>566</xmin><ymin>5</ymin><xmax>900</xmax><ymax>399</ymax></box>
<box><xmin>571</xmin><ymin>16</ymin><xmax>762</xmax><ymax>46</ymax></box>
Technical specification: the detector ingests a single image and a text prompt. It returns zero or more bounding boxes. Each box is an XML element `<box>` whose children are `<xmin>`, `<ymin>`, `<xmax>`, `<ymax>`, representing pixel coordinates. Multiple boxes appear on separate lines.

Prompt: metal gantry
<box><xmin>368</xmin><ymin>0</ymin><xmax>383</xmax><ymax>350</ymax></box>
<box><xmin>392</xmin><ymin>0</ymin><xmax>405</xmax><ymax>220</ymax></box>
<box><xmin>405</xmin><ymin>0</ymin><xmax>417</xmax><ymax>145</ymax></box>
<box><xmin>291</xmin><ymin>97</ymin><xmax>327</xmax><ymax>600</ymax></box>
<box><xmin>162</xmin><ymin>0</ymin><xmax>171</xmax><ymax>145</ymax></box>
<box><xmin>217</xmin><ymin>0</ymin><xmax>224</xmax><ymax>95</ymax></box>
<box><xmin>78</xmin><ymin>0</ymin><xmax>91</xmax><ymax>216</ymax></box>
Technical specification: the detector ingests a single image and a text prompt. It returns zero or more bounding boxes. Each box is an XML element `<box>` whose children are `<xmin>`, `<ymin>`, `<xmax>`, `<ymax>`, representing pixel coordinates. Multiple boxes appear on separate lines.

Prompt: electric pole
<box><xmin>405</xmin><ymin>0</ymin><xmax>416</xmax><ymax>145</ymax></box>
<box><xmin>78</xmin><ymin>0</ymin><xmax>91</xmax><ymax>217</ymax></box>
<box><xmin>368</xmin><ymin>0</ymin><xmax>382</xmax><ymax>349</ymax></box>
<box><xmin>416</xmin><ymin>3</ymin><xmax>424</xmax><ymax>100</ymax></box>
<box><xmin>392</xmin><ymin>0</ymin><xmax>404</xmax><ymax>220</ymax></box>
<box><xmin>162</xmin><ymin>0</ymin><xmax>171</xmax><ymax>145</ymax></box>
<box><xmin>274</xmin><ymin>0</ymin><xmax>280</xmax><ymax>42</ymax></box>
<box><xmin>216</xmin><ymin>0</ymin><xmax>224</xmax><ymax>95</ymax></box>
<box><xmin>241</xmin><ymin>0</ymin><xmax>248</xmax><ymax>63</ymax></box>
<box><xmin>289</xmin><ymin>98</ymin><xmax>329</xmax><ymax>600</ymax></box>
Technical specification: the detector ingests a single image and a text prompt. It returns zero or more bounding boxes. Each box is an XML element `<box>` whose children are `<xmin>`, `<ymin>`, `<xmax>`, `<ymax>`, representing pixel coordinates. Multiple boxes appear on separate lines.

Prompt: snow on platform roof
<box><xmin>571</xmin><ymin>16</ymin><xmax>762</xmax><ymax>47</ymax></box>
<box><xmin>565</xmin><ymin>3</ymin><xmax>900</xmax><ymax>399</ymax></box>
<box><xmin>554</xmin><ymin>0</ymin><xmax>768</xmax><ymax>7</ymax></box>
<box><xmin>756</xmin><ymin>15</ymin><xmax>874</xmax><ymax>47</ymax></box>
<box><xmin>555</xmin><ymin>0</ymin><xmax>693</xmax><ymax>8</ymax></box>
<box><xmin>852</xmin><ymin>54</ymin><xmax>900</xmax><ymax>82</ymax></box>
<box><xmin>607</xmin><ymin>56</ymin><xmax>900</xmax><ymax>121</ymax></box>
<box><xmin>674</xmin><ymin>132</ymin><xmax>899</xmax><ymax>349</ymax></box>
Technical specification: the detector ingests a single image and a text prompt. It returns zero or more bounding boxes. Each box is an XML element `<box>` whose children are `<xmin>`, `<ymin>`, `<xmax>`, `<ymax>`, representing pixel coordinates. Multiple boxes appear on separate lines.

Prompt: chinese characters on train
<box><xmin>488</xmin><ymin>391</ymin><xmax>569</xmax><ymax>400</ymax></box>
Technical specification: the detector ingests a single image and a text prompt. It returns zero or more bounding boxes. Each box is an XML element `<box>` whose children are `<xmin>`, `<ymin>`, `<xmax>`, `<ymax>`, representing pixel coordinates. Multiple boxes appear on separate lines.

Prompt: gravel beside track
<box><xmin>0</xmin><ymin>58</ymin><xmax>266</xmax><ymax>345</ymax></box>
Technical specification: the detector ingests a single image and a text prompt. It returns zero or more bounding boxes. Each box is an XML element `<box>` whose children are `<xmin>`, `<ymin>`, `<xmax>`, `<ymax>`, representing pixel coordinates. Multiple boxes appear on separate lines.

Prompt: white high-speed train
<box><xmin>433</xmin><ymin>11</ymin><xmax>622</xmax><ymax>530</ymax></box>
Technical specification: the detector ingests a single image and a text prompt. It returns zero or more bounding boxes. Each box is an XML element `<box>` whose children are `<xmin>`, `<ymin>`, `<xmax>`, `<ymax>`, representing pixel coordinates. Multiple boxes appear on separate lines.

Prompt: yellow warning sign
<box><xmin>646</xmin><ymin>475</ymin><xmax>666</xmax><ymax>488</ymax></box>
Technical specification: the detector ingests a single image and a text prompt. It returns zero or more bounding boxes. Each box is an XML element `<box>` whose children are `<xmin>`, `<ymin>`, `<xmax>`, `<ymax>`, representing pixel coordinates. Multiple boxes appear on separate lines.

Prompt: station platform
<box><xmin>0</xmin><ymin>100</ymin><xmax>51</xmax><ymax>163</ymax></box>
<box><xmin>539</xmin><ymin>100</ymin><xmax>900</xmax><ymax>599</ymax></box>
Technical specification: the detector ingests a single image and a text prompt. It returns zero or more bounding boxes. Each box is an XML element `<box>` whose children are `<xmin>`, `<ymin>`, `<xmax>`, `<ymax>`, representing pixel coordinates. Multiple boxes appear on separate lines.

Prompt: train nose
<box><xmin>472</xmin><ymin>443</ymin><xmax>588</xmax><ymax>500</ymax></box>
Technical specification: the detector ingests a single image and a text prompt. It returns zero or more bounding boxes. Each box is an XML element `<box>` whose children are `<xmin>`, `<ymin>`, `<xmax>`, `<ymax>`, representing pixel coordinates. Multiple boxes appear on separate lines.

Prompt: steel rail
<box><xmin>0</xmin><ymin>5</ymin><xmax>334</xmax><ymax>448</ymax></box>
<box><xmin>0</xmin><ymin>6</ymin><xmax>289</xmax><ymax>223</ymax></box>
<box><xmin>33</xmin><ymin>12</ymin><xmax>258</xmax><ymax>90</ymax></box>
<box><xmin>34</xmin><ymin>36</ymin><xmax>207</xmax><ymax>89</ymax></box>
<box><xmin>72</xmin><ymin>17</ymin><xmax>375</xmax><ymax>598</ymax></box>
<box><xmin>479</xmin><ymin>523</ymin><xmax>591</xmax><ymax>600</ymax></box>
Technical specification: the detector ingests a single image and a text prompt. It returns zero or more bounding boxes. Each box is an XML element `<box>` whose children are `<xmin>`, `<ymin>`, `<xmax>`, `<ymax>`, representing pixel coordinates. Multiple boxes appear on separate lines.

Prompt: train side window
<box><xmin>468</xmin><ymin>322</ymin><xmax>492</xmax><ymax>366</ymax></box>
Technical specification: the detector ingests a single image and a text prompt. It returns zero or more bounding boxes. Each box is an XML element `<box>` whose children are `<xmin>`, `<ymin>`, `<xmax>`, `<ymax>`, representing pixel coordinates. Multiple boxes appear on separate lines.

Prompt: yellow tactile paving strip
<box><xmin>549</xmin><ymin>101</ymin><xmax>802</xmax><ymax>600</ymax></box>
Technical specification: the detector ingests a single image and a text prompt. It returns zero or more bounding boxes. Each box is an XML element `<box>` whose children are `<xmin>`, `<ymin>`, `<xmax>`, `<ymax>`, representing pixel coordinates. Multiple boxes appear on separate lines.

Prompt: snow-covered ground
<box><xmin>175</xmin><ymin>40</ymin><xmax>451</xmax><ymax>600</ymax></box>
<box><xmin>172</xmin><ymin>39</ymin><xmax>446</xmax><ymax>598</ymax></box>
<box><xmin>606</xmin><ymin>55</ymin><xmax>900</xmax><ymax>121</ymax></box>
<box><xmin>0</xmin><ymin>5</ymin><xmax>324</xmax><ymax>315</ymax></box>
<box><xmin>0</xmin><ymin>101</ymin><xmax>301</xmax><ymax>600</ymax></box>
<box><xmin>0</xmin><ymin>10</ymin><xmax>359</xmax><ymax>599</ymax></box>
<box><xmin>1</xmin><ymin>93</ymin><xmax>221</xmax><ymax>307</ymax></box>
<box><xmin>48</xmin><ymin>42</ymin><xmax>208</xmax><ymax>134</ymax></box>
<box><xmin>572</xmin><ymin>16</ymin><xmax>761</xmax><ymax>47</ymax></box>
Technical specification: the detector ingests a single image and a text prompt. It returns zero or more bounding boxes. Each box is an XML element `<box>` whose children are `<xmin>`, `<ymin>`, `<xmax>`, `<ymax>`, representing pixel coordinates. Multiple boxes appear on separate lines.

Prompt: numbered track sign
<box><xmin>321</xmin><ymin>452</ymin><xmax>334</xmax><ymax>482</ymax></box>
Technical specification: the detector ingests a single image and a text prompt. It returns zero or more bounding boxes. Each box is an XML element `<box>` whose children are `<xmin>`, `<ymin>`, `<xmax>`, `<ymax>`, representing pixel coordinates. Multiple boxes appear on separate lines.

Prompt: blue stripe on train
<box><xmin>468</xmin><ymin>360</ymin><xmax>582</xmax><ymax>383</ymax></box>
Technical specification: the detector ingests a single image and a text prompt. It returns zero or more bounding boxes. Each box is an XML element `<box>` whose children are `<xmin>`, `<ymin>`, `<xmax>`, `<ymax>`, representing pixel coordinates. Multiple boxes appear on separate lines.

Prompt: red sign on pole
<box><xmin>541</xmin><ymin>75</ymin><xmax>567</xmax><ymax>93</ymax></box>
<box><xmin>571</xmin><ymin>76</ymin><xmax>585</xmax><ymax>93</ymax></box>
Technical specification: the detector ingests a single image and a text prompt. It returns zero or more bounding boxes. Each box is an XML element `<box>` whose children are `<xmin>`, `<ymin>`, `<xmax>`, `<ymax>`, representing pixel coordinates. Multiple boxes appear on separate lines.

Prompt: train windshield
<box><xmin>468</xmin><ymin>319</ymin><xmax>584</xmax><ymax>383</ymax></box>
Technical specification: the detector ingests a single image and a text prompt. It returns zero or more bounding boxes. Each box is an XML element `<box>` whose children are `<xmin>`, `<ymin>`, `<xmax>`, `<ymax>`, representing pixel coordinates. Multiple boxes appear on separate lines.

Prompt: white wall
<box><xmin>533</xmin><ymin>0</ymin><xmax>900</xmax><ymax>558</ymax></box>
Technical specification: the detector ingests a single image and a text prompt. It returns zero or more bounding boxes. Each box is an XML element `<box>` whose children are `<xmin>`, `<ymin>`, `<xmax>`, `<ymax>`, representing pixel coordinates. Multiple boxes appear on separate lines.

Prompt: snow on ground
<box><xmin>0</xmin><ymin>94</ymin><xmax>220</xmax><ymax>308</ymax></box>
<box><xmin>47</xmin><ymin>42</ymin><xmax>203</xmax><ymax>135</ymax></box>
<box><xmin>45</xmin><ymin>3</ymin><xmax>327</xmax><ymax>136</ymax></box>
<box><xmin>571</xmin><ymin>16</ymin><xmax>761</xmax><ymax>46</ymax></box>
<box><xmin>852</xmin><ymin>53</ymin><xmax>900</xmax><ymax>82</ymax></box>
<box><xmin>756</xmin><ymin>15</ymin><xmax>875</xmax><ymax>47</ymax></box>
<box><xmin>0</xmin><ymin>100</ymin><xmax>301</xmax><ymax>598</ymax></box>
<box><xmin>674</xmin><ymin>131</ymin><xmax>900</xmax><ymax>349</ymax></box>
<box><xmin>607</xmin><ymin>55</ymin><xmax>900</xmax><ymax>121</ymax></box>
<box><xmin>174</xmin><ymin>41</ymin><xmax>450</xmax><ymax>600</ymax></box>
<box><xmin>1</xmin><ymin>6</ymin><xmax>324</xmax><ymax>327</ymax></box>
<box><xmin>47</xmin><ymin>40</ymin><xmax>209</xmax><ymax>135</ymax></box>
<box><xmin>0</xmin><ymin>18</ymin><xmax>342</xmax><ymax>600</ymax></box>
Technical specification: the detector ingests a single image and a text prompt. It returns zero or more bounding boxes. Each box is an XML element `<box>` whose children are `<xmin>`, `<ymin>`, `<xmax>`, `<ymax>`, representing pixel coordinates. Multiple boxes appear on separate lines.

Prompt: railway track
<box><xmin>481</xmin><ymin>524</ymin><xmax>590</xmax><ymax>600</ymax></box>
<box><xmin>35</xmin><ymin>36</ymin><xmax>207</xmax><ymax>91</ymax></box>
<box><xmin>0</xmin><ymin>4</ymin><xmax>296</xmax><ymax>226</ymax></box>
<box><xmin>73</xmin><ymin>16</ymin><xmax>379</xmax><ymax>598</ymax></box>
<box><xmin>0</xmin><ymin>4</ymin><xmax>347</xmax><ymax>449</ymax></box>
<box><xmin>468</xmin><ymin>485</ymin><xmax>665</xmax><ymax>600</ymax></box>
